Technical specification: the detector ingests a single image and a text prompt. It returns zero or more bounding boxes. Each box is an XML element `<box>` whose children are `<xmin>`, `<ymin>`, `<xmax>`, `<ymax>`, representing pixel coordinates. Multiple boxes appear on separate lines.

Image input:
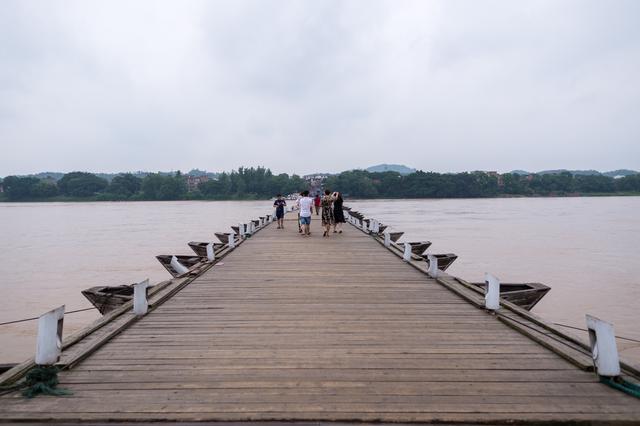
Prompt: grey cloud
<box><xmin>0</xmin><ymin>0</ymin><xmax>639</xmax><ymax>176</ymax></box>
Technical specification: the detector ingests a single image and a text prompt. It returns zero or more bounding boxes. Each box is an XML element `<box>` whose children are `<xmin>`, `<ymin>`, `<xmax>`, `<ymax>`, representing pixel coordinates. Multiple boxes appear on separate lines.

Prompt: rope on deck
<box><xmin>600</xmin><ymin>376</ymin><xmax>640</xmax><ymax>399</ymax></box>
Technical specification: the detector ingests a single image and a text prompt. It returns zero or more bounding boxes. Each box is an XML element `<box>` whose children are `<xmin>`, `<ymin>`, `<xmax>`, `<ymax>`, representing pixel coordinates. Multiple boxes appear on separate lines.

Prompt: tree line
<box><xmin>1</xmin><ymin>168</ymin><xmax>639</xmax><ymax>201</ymax></box>
<box><xmin>324</xmin><ymin>170</ymin><xmax>640</xmax><ymax>198</ymax></box>
<box><xmin>0</xmin><ymin>167</ymin><xmax>306</xmax><ymax>201</ymax></box>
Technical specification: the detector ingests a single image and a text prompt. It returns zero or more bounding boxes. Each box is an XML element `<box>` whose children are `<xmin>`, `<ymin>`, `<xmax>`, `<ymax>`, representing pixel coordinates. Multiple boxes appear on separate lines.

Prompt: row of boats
<box><xmin>345</xmin><ymin>207</ymin><xmax>551</xmax><ymax>311</ymax></box>
<box><xmin>82</xmin><ymin>208</ymin><xmax>550</xmax><ymax>315</ymax></box>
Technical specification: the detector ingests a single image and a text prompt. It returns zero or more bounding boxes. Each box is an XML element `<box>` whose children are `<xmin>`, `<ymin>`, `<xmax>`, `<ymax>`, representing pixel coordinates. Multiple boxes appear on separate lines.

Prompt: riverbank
<box><xmin>2</xmin><ymin>191</ymin><xmax>640</xmax><ymax>203</ymax></box>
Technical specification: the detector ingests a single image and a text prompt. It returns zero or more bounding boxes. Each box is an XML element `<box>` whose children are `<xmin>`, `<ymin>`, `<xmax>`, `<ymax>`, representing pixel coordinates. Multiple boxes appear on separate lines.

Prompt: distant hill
<box><xmin>2</xmin><ymin>170</ymin><xmax>220</xmax><ymax>182</ymax></box>
<box><xmin>509</xmin><ymin>170</ymin><xmax>531</xmax><ymax>176</ymax></box>
<box><xmin>366</xmin><ymin>164</ymin><xmax>416</xmax><ymax>175</ymax></box>
<box><xmin>602</xmin><ymin>169</ymin><xmax>638</xmax><ymax>178</ymax></box>
<box><xmin>508</xmin><ymin>169</ymin><xmax>638</xmax><ymax>178</ymax></box>
<box><xmin>538</xmin><ymin>169</ymin><xmax>601</xmax><ymax>176</ymax></box>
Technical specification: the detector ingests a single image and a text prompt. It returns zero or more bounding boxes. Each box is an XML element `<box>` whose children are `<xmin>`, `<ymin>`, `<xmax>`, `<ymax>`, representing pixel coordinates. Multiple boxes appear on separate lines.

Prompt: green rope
<box><xmin>600</xmin><ymin>376</ymin><xmax>640</xmax><ymax>399</ymax></box>
<box><xmin>21</xmin><ymin>366</ymin><xmax>72</xmax><ymax>398</ymax></box>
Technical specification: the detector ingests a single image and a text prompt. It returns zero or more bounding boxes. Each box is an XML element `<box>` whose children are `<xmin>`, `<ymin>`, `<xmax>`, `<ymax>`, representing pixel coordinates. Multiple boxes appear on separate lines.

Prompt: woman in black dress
<box><xmin>332</xmin><ymin>192</ymin><xmax>345</xmax><ymax>233</ymax></box>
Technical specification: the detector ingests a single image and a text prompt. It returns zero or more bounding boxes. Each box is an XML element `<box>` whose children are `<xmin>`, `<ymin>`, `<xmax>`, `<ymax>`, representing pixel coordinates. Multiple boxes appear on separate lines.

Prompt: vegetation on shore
<box><xmin>1</xmin><ymin>168</ymin><xmax>639</xmax><ymax>202</ymax></box>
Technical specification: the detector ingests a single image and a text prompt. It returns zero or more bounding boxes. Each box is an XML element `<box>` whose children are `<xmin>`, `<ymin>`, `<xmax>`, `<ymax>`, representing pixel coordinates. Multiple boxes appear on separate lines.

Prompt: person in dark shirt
<box><xmin>273</xmin><ymin>194</ymin><xmax>287</xmax><ymax>229</ymax></box>
<box><xmin>332</xmin><ymin>192</ymin><xmax>345</xmax><ymax>233</ymax></box>
<box><xmin>314</xmin><ymin>194</ymin><xmax>321</xmax><ymax>215</ymax></box>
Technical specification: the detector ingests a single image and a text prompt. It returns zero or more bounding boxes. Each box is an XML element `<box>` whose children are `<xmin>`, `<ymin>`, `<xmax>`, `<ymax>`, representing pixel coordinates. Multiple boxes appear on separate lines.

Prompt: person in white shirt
<box><xmin>296</xmin><ymin>190</ymin><xmax>314</xmax><ymax>236</ymax></box>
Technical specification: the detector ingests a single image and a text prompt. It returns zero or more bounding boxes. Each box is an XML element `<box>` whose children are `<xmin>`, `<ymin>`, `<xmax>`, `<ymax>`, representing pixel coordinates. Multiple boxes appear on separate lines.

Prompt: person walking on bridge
<box><xmin>297</xmin><ymin>190</ymin><xmax>313</xmax><ymax>236</ymax></box>
<box><xmin>273</xmin><ymin>194</ymin><xmax>286</xmax><ymax>229</ymax></box>
<box><xmin>332</xmin><ymin>191</ymin><xmax>345</xmax><ymax>234</ymax></box>
<box><xmin>321</xmin><ymin>189</ymin><xmax>335</xmax><ymax>237</ymax></box>
<box><xmin>313</xmin><ymin>193</ymin><xmax>321</xmax><ymax>215</ymax></box>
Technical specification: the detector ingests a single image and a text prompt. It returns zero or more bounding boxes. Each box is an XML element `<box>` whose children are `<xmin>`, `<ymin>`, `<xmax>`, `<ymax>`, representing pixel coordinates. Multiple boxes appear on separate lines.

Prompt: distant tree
<box><xmin>573</xmin><ymin>175</ymin><xmax>615</xmax><ymax>193</ymax></box>
<box><xmin>2</xmin><ymin>176</ymin><xmax>42</xmax><ymax>200</ymax></box>
<box><xmin>58</xmin><ymin>172</ymin><xmax>108</xmax><ymax>197</ymax></box>
<box><xmin>32</xmin><ymin>181</ymin><xmax>59</xmax><ymax>198</ymax></box>
<box><xmin>141</xmin><ymin>173</ymin><xmax>187</xmax><ymax>200</ymax></box>
<box><xmin>615</xmin><ymin>174</ymin><xmax>640</xmax><ymax>192</ymax></box>
<box><xmin>108</xmin><ymin>173</ymin><xmax>142</xmax><ymax>198</ymax></box>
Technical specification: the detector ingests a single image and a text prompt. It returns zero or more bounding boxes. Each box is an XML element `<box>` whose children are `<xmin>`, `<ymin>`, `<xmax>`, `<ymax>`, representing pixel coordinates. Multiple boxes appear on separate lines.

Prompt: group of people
<box><xmin>272</xmin><ymin>190</ymin><xmax>345</xmax><ymax>237</ymax></box>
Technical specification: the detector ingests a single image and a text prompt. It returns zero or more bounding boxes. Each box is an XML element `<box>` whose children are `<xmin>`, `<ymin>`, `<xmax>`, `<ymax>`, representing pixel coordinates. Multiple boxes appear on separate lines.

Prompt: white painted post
<box><xmin>133</xmin><ymin>279</ymin><xmax>151</xmax><ymax>316</ymax></box>
<box><xmin>239</xmin><ymin>223</ymin><xmax>245</xmax><ymax>238</ymax></box>
<box><xmin>170</xmin><ymin>255</ymin><xmax>190</xmax><ymax>276</ymax></box>
<box><xmin>373</xmin><ymin>220</ymin><xmax>380</xmax><ymax>234</ymax></box>
<box><xmin>427</xmin><ymin>254</ymin><xmax>439</xmax><ymax>277</ymax></box>
<box><xmin>35</xmin><ymin>305</ymin><xmax>65</xmax><ymax>365</ymax></box>
<box><xmin>484</xmin><ymin>273</ymin><xmax>501</xmax><ymax>311</ymax></box>
<box><xmin>362</xmin><ymin>220</ymin><xmax>368</xmax><ymax>233</ymax></box>
<box><xmin>206</xmin><ymin>242</ymin><xmax>215</xmax><ymax>262</ymax></box>
<box><xmin>586</xmin><ymin>315</ymin><xmax>620</xmax><ymax>377</ymax></box>
<box><xmin>228</xmin><ymin>233</ymin><xmax>236</xmax><ymax>248</ymax></box>
<box><xmin>384</xmin><ymin>232</ymin><xmax>391</xmax><ymax>247</ymax></box>
<box><xmin>403</xmin><ymin>242</ymin><xmax>412</xmax><ymax>262</ymax></box>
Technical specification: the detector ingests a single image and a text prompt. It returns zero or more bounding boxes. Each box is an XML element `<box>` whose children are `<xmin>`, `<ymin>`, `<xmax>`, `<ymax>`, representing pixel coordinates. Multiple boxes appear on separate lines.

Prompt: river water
<box><xmin>0</xmin><ymin>198</ymin><xmax>638</xmax><ymax>366</ymax></box>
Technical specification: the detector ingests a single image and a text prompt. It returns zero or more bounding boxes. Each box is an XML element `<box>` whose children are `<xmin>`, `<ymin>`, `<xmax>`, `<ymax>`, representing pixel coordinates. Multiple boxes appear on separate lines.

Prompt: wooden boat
<box><xmin>215</xmin><ymin>232</ymin><xmax>235</xmax><ymax>244</ymax></box>
<box><xmin>425</xmin><ymin>253</ymin><xmax>458</xmax><ymax>271</ymax></box>
<box><xmin>82</xmin><ymin>284</ymin><xmax>153</xmax><ymax>315</ymax></box>
<box><xmin>188</xmin><ymin>241</ymin><xmax>225</xmax><ymax>257</ymax></box>
<box><xmin>156</xmin><ymin>255</ymin><xmax>206</xmax><ymax>277</ymax></box>
<box><xmin>470</xmin><ymin>282</ymin><xmax>551</xmax><ymax>311</ymax></box>
<box><xmin>0</xmin><ymin>363</ymin><xmax>17</xmax><ymax>374</ymax></box>
<box><xmin>389</xmin><ymin>232</ymin><xmax>404</xmax><ymax>242</ymax></box>
<box><xmin>407</xmin><ymin>241</ymin><xmax>432</xmax><ymax>256</ymax></box>
<box><xmin>231</xmin><ymin>225</ymin><xmax>247</xmax><ymax>235</ymax></box>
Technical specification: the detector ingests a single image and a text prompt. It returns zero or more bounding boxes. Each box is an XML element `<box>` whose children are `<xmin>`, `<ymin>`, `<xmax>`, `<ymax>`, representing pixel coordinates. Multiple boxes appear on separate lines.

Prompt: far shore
<box><xmin>2</xmin><ymin>192</ymin><xmax>640</xmax><ymax>203</ymax></box>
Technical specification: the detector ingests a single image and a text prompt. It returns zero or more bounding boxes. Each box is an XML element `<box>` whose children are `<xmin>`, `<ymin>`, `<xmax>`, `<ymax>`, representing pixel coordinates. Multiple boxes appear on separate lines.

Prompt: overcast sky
<box><xmin>1</xmin><ymin>0</ymin><xmax>639</xmax><ymax>176</ymax></box>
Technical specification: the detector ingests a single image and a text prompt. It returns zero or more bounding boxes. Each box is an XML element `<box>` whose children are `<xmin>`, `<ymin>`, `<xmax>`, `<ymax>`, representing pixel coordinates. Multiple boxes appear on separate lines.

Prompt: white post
<box><xmin>239</xmin><ymin>223</ymin><xmax>245</xmax><ymax>238</ymax></box>
<box><xmin>384</xmin><ymin>232</ymin><xmax>391</xmax><ymax>247</ymax></box>
<box><xmin>206</xmin><ymin>242</ymin><xmax>215</xmax><ymax>261</ymax></box>
<box><xmin>427</xmin><ymin>254</ymin><xmax>439</xmax><ymax>277</ymax></box>
<box><xmin>586</xmin><ymin>315</ymin><xmax>620</xmax><ymax>377</ymax></box>
<box><xmin>170</xmin><ymin>255</ymin><xmax>190</xmax><ymax>275</ymax></box>
<box><xmin>228</xmin><ymin>233</ymin><xmax>236</xmax><ymax>248</ymax></box>
<box><xmin>133</xmin><ymin>279</ymin><xmax>151</xmax><ymax>316</ymax></box>
<box><xmin>403</xmin><ymin>242</ymin><xmax>412</xmax><ymax>262</ymax></box>
<box><xmin>362</xmin><ymin>220</ymin><xmax>368</xmax><ymax>233</ymax></box>
<box><xmin>484</xmin><ymin>273</ymin><xmax>501</xmax><ymax>311</ymax></box>
<box><xmin>35</xmin><ymin>305</ymin><xmax>65</xmax><ymax>365</ymax></box>
<box><xmin>373</xmin><ymin>220</ymin><xmax>380</xmax><ymax>234</ymax></box>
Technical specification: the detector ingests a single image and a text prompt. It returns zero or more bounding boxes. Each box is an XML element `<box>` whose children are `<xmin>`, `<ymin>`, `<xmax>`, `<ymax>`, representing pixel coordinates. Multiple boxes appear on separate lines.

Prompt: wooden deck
<box><xmin>1</xmin><ymin>212</ymin><xmax>639</xmax><ymax>424</ymax></box>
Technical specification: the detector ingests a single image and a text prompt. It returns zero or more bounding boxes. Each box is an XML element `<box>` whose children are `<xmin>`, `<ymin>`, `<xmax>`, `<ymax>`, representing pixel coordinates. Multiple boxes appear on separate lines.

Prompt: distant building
<box><xmin>186</xmin><ymin>175</ymin><xmax>209</xmax><ymax>192</ymax></box>
<box><xmin>303</xmin><ymin>173</ymin><xmax>330</xmax><ymax>181</ymax></box>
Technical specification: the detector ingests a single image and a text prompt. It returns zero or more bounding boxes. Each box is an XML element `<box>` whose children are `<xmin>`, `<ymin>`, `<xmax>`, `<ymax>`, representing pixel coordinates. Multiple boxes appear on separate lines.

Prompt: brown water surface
<box><xmin>0</xmin><ymin>198</ymin><xmax>638</xmax><ymax>366</ymax></box>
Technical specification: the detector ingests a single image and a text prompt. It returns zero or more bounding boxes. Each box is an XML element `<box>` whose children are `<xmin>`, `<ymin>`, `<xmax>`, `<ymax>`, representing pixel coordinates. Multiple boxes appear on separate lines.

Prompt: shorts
<box><xmin>299</xmin><ymin>216</ymin><xmax>311</xmax><ymax>225</ymax></box>
<box><xmin>275</xmin><ymin>208</ymin><xmax>284</xmax><ymax>219</ymax></box>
